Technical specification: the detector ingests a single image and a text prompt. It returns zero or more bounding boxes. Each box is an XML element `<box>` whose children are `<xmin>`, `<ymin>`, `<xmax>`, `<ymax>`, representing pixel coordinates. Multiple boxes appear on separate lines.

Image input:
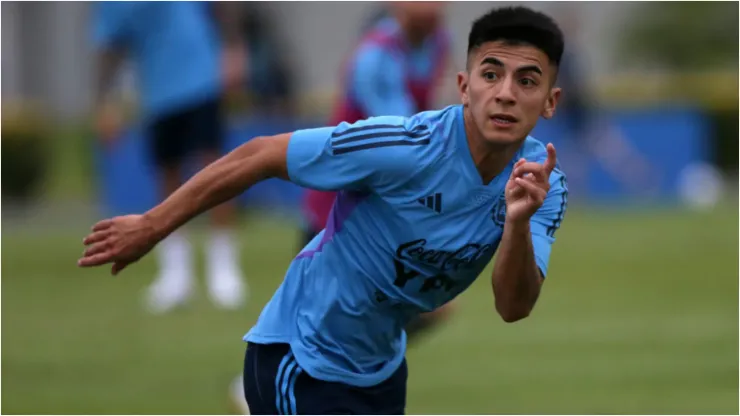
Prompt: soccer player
<box><xmin>79</xmin><ymin>6</ymin><xmax>569</xmax><ymax>414</ymax></box>
<box><xmin>92</xmin><ymin>2</ymin><xmax>248</xmax><ymax>313</ymax></box>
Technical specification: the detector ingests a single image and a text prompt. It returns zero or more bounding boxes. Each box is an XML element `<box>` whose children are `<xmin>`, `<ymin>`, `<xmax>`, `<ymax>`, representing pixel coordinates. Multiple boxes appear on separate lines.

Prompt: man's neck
<box><xmin>463</xmin><ymin>107</ymin><xmax>523</xmax><ymax>185</ymax></box>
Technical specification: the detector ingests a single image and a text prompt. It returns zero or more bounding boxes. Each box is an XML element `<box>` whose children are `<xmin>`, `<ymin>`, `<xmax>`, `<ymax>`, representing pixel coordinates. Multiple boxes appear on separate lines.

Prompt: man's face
<box><xmin>457</xmin><ymin>40</ymin><xmax>561</xmax><ymax>146</ymax></box>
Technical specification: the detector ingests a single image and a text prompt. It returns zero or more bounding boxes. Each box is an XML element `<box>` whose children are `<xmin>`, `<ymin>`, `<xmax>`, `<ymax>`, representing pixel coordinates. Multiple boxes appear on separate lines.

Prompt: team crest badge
<box><xmin>491</xmin><ymin>193</ymin><xmax>507</xmax><ymax>227</ymax></box>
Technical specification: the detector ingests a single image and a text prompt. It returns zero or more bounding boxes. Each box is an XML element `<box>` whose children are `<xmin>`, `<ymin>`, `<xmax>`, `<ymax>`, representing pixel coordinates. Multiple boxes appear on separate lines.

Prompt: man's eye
<box><xmin>483</xmin><ymin>72</ymin><xmax>497</xmax><ymax>81</ymax></box>
<box><xmin>520</xmin><ymin>78</ymin><xmax>536</xmax><ymax>86</ymax></box>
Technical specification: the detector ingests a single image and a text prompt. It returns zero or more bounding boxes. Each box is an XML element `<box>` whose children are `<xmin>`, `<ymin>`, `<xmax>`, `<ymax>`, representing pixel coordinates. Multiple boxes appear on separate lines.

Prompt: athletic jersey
<box><xmin>92</xmin><ymin>1</ymin><xmax>221</xmax><ymax>118</ymax></box>
<box><xmin>303</xmin><ymin>17</ymin><xmax>450</xmax><ymax>231</ymax></box>
<box><xmin>245</xmin><ymin>105</ymin><xmax>569</xmax><ymax>387</ymax></box>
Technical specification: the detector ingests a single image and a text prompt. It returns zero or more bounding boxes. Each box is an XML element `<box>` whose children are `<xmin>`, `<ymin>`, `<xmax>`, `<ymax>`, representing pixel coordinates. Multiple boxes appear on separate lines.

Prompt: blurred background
<box><xmin>1</xmin><ymin>1</ymin><xmax>738</xmax><ymax>414</ymax></box>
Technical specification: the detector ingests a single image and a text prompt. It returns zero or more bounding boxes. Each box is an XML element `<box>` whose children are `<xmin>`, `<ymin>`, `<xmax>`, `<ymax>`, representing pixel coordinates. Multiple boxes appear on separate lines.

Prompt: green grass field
<box><xmin>2</xmin><ymin>205</ymin><xmax>738</xmax><ymax>414</ymax></box>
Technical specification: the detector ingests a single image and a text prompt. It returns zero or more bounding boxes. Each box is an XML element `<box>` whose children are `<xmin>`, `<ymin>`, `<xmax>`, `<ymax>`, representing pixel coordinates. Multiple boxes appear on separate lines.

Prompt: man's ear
<box><xmin>541</xmin><ymin>87</ymin><xmax>561</xmax><ymax>119</ymax></box>
<box><xmin>457</xmin><ymin>71</ymin><xmax>470</xmax><ymax>107</ymax></box>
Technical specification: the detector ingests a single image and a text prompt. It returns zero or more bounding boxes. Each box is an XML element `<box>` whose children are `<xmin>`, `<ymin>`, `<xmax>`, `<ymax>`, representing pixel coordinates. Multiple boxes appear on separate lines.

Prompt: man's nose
<box><xmin>495</xmin><ymin>76</ymin><xmax>517</xmax><ymax>105</ymax></box>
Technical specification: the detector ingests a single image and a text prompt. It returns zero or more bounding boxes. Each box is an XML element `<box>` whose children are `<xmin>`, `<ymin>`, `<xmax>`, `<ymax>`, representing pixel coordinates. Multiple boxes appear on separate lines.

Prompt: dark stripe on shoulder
<box><xmin>547</xmin><ymin>176</ymin><xmax>568</xmax><ymax>237</ymax></box>
<box><xmin>333</xmin><ymin>138</ymin><xmax>431</xmax><ymax>155</ymax></box>
<box><xmin>332</xmin><ymin>124</ymin><xmax>426</xmax><ymax>138</ymax></box>
<box><xmin>332</xmin><ymin>124</ymin><xmax>401</xmax><ymax>138</ymax></box>
<box><xmin>333</xmin><ymin>130</ymin><xmax>427</xmax><ymax>146</ymax></box>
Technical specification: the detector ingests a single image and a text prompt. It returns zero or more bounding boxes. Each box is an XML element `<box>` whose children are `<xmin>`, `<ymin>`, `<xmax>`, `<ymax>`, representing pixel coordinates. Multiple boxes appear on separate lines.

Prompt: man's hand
<box><xmin>78</xmin><ymin>214</ymin><xmax>161</xmax><ymax>275</ymax></box>
<box><xmin>504</xmin><ymin>143</ymin><xmax>558</xmax><ymax>224</ymax></box>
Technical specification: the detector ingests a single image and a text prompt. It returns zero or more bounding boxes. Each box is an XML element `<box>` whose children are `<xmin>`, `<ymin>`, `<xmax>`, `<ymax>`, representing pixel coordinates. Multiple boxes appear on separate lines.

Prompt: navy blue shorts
<box><xmin>149</xmin><ymin>96</ymin><xmax>224</xmax><ymax>168</ymax></box>
<box><xmin>242</xmin><ymin>342</ymin><xmax>408</xmax><ymax>415</ymax></box>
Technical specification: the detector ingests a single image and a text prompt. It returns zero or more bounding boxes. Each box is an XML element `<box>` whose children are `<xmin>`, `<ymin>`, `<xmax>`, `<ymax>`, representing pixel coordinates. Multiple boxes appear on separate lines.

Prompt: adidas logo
<box><xmin>417</xmin><ymin>193</ymin><xmax>442</xmax><ymax>213</ymax></box>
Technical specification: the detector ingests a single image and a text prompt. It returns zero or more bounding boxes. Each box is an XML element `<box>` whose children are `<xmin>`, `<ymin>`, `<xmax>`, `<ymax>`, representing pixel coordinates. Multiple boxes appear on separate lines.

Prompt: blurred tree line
<box><xmin>619</xmin><ymin>1</ymin><xmax>738</xmax><ymax>174</ymax></box>
<box><xmin>621</xmin><ymin>2</ymin><xmax>736</xmax><ymax>71</ymax></box>
<box><xmin>3</xmin><ymin>3</ymin><xmax>738</xmax><ymax>203</ymax></box>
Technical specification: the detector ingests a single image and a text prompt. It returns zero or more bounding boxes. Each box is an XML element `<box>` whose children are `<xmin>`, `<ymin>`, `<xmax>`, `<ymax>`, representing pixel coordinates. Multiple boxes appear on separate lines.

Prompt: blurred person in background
<box><xmin>238</xmin><ymin>5</ymin><xmax>296</xmax><ymax>117</ymax></box>
<box><xmin>555</xmin><ymin>6</ymin><xmax>658</xmax><ymax>196</ymax></box>
<box><xmin>92</xmin><ymin>2</ymin><xmax>249</xmax><ymax>313</ymax></box>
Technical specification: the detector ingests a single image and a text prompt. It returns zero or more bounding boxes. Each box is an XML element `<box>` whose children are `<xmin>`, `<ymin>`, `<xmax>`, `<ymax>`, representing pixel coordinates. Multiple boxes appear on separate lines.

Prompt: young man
<box><xmin>92</xmin><ymin>2</ymin><xmax>248</xmax><ymax>313</ymax></box>
<box><xmin>79</xmin><ymin>6</ymin><xmax>569</xmax><ymax>414</ymax></box>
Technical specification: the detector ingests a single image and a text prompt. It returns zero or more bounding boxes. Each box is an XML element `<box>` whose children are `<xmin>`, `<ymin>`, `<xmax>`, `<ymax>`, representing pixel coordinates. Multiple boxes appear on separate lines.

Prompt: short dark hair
<box><xmin>467</xmin><ymin>6</ymin><xmax>564</xmax><ymax>67</ymax></box>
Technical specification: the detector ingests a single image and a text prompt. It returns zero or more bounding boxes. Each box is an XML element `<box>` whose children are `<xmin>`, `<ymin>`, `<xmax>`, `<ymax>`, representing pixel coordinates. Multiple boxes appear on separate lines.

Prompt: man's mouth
<box><xmin>490</xmin><ymin>113</ymin><xmax>518</xmax><ymax>126</ymax></box>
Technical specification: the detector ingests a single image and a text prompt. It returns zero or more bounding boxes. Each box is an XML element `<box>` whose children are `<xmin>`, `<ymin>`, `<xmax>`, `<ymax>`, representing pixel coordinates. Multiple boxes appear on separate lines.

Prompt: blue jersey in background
<box><xmin>92</xmin><ymin>1</ymin><xmax>222</xmax><ymax>119</ymax></box>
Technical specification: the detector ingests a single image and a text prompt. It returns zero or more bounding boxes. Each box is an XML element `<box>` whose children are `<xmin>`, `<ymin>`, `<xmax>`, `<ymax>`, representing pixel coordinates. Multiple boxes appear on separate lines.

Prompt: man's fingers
<box><xmin>543</xmin><ymin>143</ymin><xmax>558</xmax><ymax>175</ymax></box>
<box><xmin>92</xmin><ymin>219</ymin><xmax>114</xmax><ymax>232</ymax></box>
<box><xmin>514</xmin><ymin>177</ymin><xmax>546</xmax><ymax>202</ymax></box>
<box><xmin>78</xmin><ymin>252</ymin><xmax>115</xmax><ymax>268</ymax></box>
<box><xmin>509</xmin><ymin>158</ymin><xmax>527</xmax><ymax>178</ymax></box>
<box><xmin>83</xmin><ymin>230</ymin><xmax>111</xmax><ymax>245</ymax></box>
<box><xmin>508</xmin><ymin>182</ymin><xmax>526</xmax><ymax>198</ymax></box>
<box><xmin>84</xmin><ymin>241</ymin><xmax>109</xmax><ymax>257</ymax></box>
<box><xmin>513</xmin><ymin>162</ymin><xmax>548</xmax><ymax>183</ymax></box>
<box><xmin>111</xmin><ymin>261</ymin><xmax>129</xmax><ymax>276</ymax></box>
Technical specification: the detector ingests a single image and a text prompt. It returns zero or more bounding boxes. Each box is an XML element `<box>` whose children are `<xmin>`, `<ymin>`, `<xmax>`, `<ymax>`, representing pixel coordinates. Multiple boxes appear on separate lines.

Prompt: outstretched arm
<box><xmin>78</xmin><ymin>134</ymin><xmax>290</xmax><ymax>274</ymax></box>
<box><xmin>78</xmin><ymin>116</ymin><xmax>424</xmax><ymax>274</ymax></box>
<box><xmin>148</xmin><ymin>135</ymin><xmax>289</xmax><ymax>239</ymax></box>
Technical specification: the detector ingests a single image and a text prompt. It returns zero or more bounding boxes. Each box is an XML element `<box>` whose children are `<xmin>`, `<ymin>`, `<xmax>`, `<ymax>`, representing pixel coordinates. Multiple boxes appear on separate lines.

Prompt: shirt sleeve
<box><xmin>530</xmin><ymin>168</ymin><xmax>568</xmax><ymax>278</ymax></box>
<box><xmin>350</xmin><ymin>45</ymin><xmax>416</xmax><ymax>117</ymax></box>
<box><xmin>286</xmin><ymin>117</ymin><xmax>431</xmax><ymax>193</ymax></box>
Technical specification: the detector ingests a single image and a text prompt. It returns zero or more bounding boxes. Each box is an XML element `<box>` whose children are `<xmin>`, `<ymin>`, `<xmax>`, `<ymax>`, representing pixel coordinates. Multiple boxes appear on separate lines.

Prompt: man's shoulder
<box><xmin>406</xmin><ymin>105</ymin><xmax>460</xmax><ymax>134</ymax></box>
<box><xmin>329</xmin><ymin>113</ymin><xmax>436</xmax><ymax>161</ymax></box>
<box><xmin>336</xmin><ymin>105</ymin><xmax>457</xmax><ymax>143</ymax></box>
<box><xmin>326</xmin><ymin>108</ymin><xmax>458</xmax><ymax>186</ymax></box>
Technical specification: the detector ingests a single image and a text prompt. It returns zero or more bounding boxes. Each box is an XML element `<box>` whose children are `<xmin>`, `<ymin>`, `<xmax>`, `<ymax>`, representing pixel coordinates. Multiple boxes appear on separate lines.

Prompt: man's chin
<box><xmin>481</xmin><ymin>131</ymin><xmax>525</xmax><ymax>148</ymax></box>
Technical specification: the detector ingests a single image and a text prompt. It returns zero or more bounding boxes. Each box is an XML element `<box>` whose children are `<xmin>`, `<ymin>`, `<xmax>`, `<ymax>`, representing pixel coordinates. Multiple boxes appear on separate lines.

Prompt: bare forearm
<box><xmin>491</xmin><ymin>220</ymin><xmax>542</xmax><ymax>322</ymax></box>
<box><xmin>145</xmin><ymin>137</ymin><xmax>287</xmax><ymax>239</ymax></box>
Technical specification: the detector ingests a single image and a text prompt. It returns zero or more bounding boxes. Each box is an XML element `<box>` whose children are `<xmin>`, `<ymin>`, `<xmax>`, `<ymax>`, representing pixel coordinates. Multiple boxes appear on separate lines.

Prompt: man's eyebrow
<box><xmin>480</xmin><ymin>57</ymin><xmax>543</xmax><ymax>76</ymax></box>
<box><xmin>480</xmin><ymin>57</ymin><xmax>504</xmax><ymax>67</ymax></box>
<box><xmin>516</xmin><ymin>65</ymin><xmax>543</xmax><ymax>75</ymax></box>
